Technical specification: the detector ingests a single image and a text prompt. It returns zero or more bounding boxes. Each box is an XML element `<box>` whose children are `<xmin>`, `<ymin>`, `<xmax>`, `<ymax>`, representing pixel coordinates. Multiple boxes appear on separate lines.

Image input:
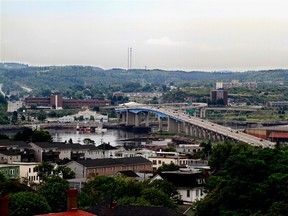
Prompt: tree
<box><xmin>141</xmin><ymin>188</ymin><xmax>176</xmax><ymax>209</ymax></box>
<box><xmin>35</xmin><ymin>161</ymin><xmax>55</xmax><ymax>182</ymax></box>
<box><xmin>0</xmin><ymin>180</ymin><xmax>33</xmax><ymax>195</ymax></box>
<box><xmin>9</xmin><ymin>191</ymin><xmax>51</xmax><ymax>216</ymax></box>
<box><xmin>37</xmin><ymin>110</ymin><xmax>47</xmax><ymax>121</ymax></box>
<box><xmin>32</xmin><ymin>130</ymin><xmax>53</xmax><ymax>142</ymax></box>
<box><xmin>11</xmin><ymin>111</ymin><xmax>18</xmax><ymax>124</ymax></box>
<box><xmin>0</xmin><ymin>172</ymin><xmax>8</xmax><ymax>182</ymax></box>
<box><xmin>148</xmin><ymin>179</ymin><xmax>179</xmax><ymax>200</ymax></box>
<box><xmin>157</xmin><ymin>163</ymin><xmax>179</xmax><ymax>173</ymax></box>
<box><xmin>38</xmin><ymin>176</ymin><xmax>69</xmax><ymax>213</ymax></box>
<box><xmin>55</xmin><ymin>165</ymin><xmax>75</xmax><ymax>179</ymax></box>
<box><xmin>0</xmin><ymin>133</ymin><xmax>10</xmax><ymax>140</ymax></box>
<box><xmin>14</xmin><ymin>129</ymin><xmax>53</xmax><ymax>142</ymax></box>
<box><xmin>80</xmin><ymin>176</ymin><xmax>176</xmax><ymax>210</ymax></box>
<box><xmin>194</xmin><ymin>143</ymin><xmax>288</xmax><ymax>216</ymax></box>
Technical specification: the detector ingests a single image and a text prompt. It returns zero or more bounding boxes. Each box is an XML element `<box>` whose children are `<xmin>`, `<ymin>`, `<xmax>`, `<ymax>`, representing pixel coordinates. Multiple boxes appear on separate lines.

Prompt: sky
<box><xmin>1</xmin><ymin>0</ymin><xmax>288</xmax><ymax>71</ymax></box>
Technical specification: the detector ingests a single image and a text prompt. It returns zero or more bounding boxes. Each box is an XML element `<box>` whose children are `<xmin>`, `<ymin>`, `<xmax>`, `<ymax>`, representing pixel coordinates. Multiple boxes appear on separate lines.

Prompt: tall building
<box><xmin>210</xmin><ymin>89</ymin><xmax>228</xmax><ymax>106</ymax></box>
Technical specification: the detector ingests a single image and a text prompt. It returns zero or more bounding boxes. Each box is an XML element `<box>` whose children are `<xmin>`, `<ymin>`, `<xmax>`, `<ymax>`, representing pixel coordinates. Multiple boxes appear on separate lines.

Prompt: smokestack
<box><xmin>67</xmin><ymin>189</ymin><xmax>78</xmax><ymax>212</ymax></box>
<box><xmin>0</xmin><ymin>196</ymin><xmax>9</xmax><ymax>216</ymax></box>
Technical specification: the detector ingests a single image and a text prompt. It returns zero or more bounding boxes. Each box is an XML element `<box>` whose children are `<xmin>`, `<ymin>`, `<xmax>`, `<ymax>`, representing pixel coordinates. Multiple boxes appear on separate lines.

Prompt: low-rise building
<box><xmin>65</xmin><ymin>157</ymin><xmax>152</xmax><ymax>178</ymax></box>
<box><xmin>0</xmin><ymin>150</ymin><xmax>21</xmax><ymax>164</ymax></box>
<box><xmin>151</xmin><ymin>171</ymin><xmax>206</xmax><ymax>204</ymax></box>
<box><xmin>11</xmin><ymin>162</ymin><xmax>40</xmax><ymax>185</ymax></box>
<box><xmin>0</xmin><ymin>164</ymin><xmax>20</xmax><ymax>179</ymax></box>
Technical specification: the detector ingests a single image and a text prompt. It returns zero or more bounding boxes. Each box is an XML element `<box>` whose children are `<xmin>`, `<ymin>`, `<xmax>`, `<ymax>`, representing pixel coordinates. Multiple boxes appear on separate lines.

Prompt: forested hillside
<box><xmin>1</xmin><ymin>63</ymin><xmax>288</xmax><ymax>94</ymax></box>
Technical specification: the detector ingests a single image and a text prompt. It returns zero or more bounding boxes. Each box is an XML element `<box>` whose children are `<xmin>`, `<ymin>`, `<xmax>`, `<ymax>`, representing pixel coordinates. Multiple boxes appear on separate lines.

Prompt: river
<box><xmin>46</xmin><ymin>129</ymin><xmax>145</xmax><ymax>147</ymax></box>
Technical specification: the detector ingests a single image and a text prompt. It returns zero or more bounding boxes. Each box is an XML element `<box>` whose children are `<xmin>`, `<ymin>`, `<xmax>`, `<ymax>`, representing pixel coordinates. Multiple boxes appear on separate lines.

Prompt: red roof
<box><xmin>269</xmin><ymin>132</ymin><xmax>288</xmax><ymax>139</ymax></box>
<box><xmin>35</xmin><ymin>210</ymin><xmax>96</xmax><ymax>216</ymax></box>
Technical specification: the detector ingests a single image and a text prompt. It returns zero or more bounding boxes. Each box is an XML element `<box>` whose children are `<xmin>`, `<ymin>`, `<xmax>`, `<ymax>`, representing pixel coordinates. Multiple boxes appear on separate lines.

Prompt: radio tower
<box><xmin>128</xmin><ymin>47</ymin><xmax>132</xmax><ymax>69</ymax></box>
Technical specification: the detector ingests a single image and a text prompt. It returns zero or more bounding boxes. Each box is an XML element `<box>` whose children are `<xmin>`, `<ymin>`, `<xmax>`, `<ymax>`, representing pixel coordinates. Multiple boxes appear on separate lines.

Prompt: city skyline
<box><xmin>1</xmin><ymin>0</ymin><xmax>288</xmax><ymax>71</ymax></box>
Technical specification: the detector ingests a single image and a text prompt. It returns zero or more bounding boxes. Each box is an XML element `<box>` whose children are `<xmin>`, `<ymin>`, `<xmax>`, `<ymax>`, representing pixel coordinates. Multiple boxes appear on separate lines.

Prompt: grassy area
<box><xmin>207</xmin><ymin>108</ymin><xmax>288</xmax><ymax>122</ymax></box>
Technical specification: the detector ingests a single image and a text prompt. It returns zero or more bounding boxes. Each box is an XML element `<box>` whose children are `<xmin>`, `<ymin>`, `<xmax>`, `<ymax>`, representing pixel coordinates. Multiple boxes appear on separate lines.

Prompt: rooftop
<box><xmin>74</xmin><ymin>157</ymin><xmax>152</xmax><ymax>168</ymax></box>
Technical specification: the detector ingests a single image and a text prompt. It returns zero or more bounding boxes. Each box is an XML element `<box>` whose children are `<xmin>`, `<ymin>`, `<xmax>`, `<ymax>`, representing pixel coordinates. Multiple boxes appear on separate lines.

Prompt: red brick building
<box><xmin>25</xmin><ymin>94</ymin><xmax>110</xmax><ymax>109</ymax></box>
<box><xmin>65</xmin><ymin>157</ymin><xmax>153</xmax><ymax>178</ymax></box>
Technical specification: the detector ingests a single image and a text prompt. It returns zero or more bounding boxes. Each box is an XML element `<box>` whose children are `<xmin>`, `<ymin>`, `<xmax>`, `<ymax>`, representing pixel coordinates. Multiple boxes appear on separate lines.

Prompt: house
<box><xmin>29</xmin><ymin>142</ymin><xmax>63</xmax><ymax>162</ymax></box>
<box><xmin>176</xmin><ymin>144</ymin><xmax>203</xmax><ymax>155</ymax></box>
<box><xmin>148</xmin><ymin>151</ymin><xmax>189</xmax><ymax>171</ymax></box>
<box><xmin>0</xmin><ymin>150</ymin><xmax>21</xmax><ymax>164</ymax></box>
<box><xmin>95</xmin><ymin>143</ymin><xmax>118</xmax><ymax>159</ymax></box>
<box><xmin>11</xmin><ymin>162</ymin><xmax>40</xmax><ymax>185</ymax></box>
<box><xmin>151</xmin><ymin>171</ymin><xmax>206</xmax><ymax>204</ymax></box>
<box><xmin>114</xmin><ymin>147</ymin><xmax>155</xmax><ymax>159</ymax></box>
<box><xmin>115</xmin><ymin>170</ymin><xmax>139</xmax><ymax>181</ymax></box>
<box><xmin>0</xmin><ymin>140</ymin><xmax>35</xmax><ymax>162</ymax></box>
<box><xmin>29</xmin><ymin>142</ymin><xmax>117</xmax><ymax>162</ymax></box>
<box><xmin>65</xmin><ymin>157</ymin><xmax>152</xmax><ymax>179</ymax></box>
<box><xmin>0</xmin><ymin>164</ymin><xmax>20</xmax><ymax>179</ymax></box>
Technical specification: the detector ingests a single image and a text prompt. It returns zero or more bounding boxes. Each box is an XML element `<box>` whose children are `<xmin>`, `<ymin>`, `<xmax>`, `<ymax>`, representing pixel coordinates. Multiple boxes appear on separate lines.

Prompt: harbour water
<box><xmin>46</xmin><ymin>129</ymin><xmax>145</xmax><ymax>147</ymax></box>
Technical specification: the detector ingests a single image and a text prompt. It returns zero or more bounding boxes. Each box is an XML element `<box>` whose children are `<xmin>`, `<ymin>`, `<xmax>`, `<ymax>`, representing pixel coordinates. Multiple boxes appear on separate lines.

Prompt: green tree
<box><xmin>148</xmin><ymin>179</ymin><xmax>179</xmax><ymax>200</ymax></box>
<box><xmin>38</xmin><ymin>176</ymin><xmax>69</xmax><ymax>213</ymax></box>
<box><xmin>9</xmin><ymin>191</ymin><xmax>51</xmax><ymax>216</ymax></box>
<box><xmin>0</xmin><ymin>172</ymin><xmax>8</xmax><ymax>182</ymax></box>
<box><xmin>35</xmin><ymin>162</ymin><xmax>55</xmax><ymax>182</ymax></box>
<box><xmin>37</xmin><ymin>110</ymin><xmax>47</xmax><ymax>121</ymax></box>
<box><xmin>0</xmin><ymin>180</ymin><xmax>33</xmax><ymax>195</ymax></box>
<box><xmin>194</xmin><ymin>143</ymin><xmax>288</xmax><ymax>216</ymax></box>
<box><xmin>14</xmin><ymin>129</ymin><xmax>53</xmax><ymax>142</ymax></box>
<box><xmin>141</xmin><ymin>188</ymin><xmax>176</xmax><ymax>209</ymax></box>
<box><xmin>32</xmin><ymin>130</ymin><xmax>53</xmax><ymax>142</ymax></box>
<box><xmin>157</xmin><ymin>163</ymin><xmax>180</xmax><ymax>173</ymax></box>
<box><xmin>55</xmin><ymin>165</ymin><xmax>75</xmax><ymax>179</ymax></box>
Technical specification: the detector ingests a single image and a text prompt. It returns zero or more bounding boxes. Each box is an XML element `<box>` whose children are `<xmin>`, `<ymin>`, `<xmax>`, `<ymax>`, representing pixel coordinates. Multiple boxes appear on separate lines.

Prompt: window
<box><xmin>196</xmin><ymin>189</ymin><xmax>199</xmax><ymax>197</ymax></box>
<box><xmin>29</xmin><ymin>168</ymin><xmax>31</xmax><ymax>173</ymax></box>
<box><xmin>187</xmin><ymin>190</ymin><xmax>190</xmax><ymax>197</ymax></box>
<box><xmin>158</xmin><ymin>160</ymin><xmax>161</xmax><ymax>164</ymax></box>
<box><xmin>153</xmin><ymin>160</ymin><xmax>157</xmax><ymax>165</ymax></box>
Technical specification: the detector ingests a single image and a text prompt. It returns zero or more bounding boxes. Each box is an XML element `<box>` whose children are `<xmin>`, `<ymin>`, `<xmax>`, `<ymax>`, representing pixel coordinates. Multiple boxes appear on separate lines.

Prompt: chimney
<box><xmin>0</xmin><ymin>196</ymin><xmax>9</xmax><ymax>216</ymax></box>
<box><xmin>67</xmin><ymin>189</ymin><xmax>78</xmax><ymax>212</ymax></box>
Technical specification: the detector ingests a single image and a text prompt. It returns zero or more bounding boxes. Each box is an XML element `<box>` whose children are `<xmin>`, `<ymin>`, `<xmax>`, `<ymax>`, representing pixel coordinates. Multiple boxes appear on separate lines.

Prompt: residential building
<box><xmin>0</xmin><ymin>164</ymin><xmax>20</xmax><ymax>179</ymax></box>
<box><xmin>114</xmin><ymin>147</ymin><xmax>156</xmax><ymax>159</ymax></box>
<box><xmin>0</xmin><ymin>140</ymin><xmax>35</xmax><ymax>162</ymax></box>
<box><xmin>30</xmin><ymin>142</ymin><xmax>118</xmax><ymax>162</ymax></box>
<box><xmin>148</xmin><ymin>150</ymin><xmax>189</xmax><ymax>171</ymax></box>
<box><xmin>0</xmin><ymin>150</ymin><xmax>21</xmax><ymax>164</ymax></box>
<box><xmin>11</xmin><ymin>162</ymin><xmax>41</xmax><ymax>185</ymax></box>
<box><xmin>65</xmin><ymin>157</ymin><xmax>152</xmax><ymax>178</ymax></box>
<box><xmin>151</xmin><ymin>171</ymin><xmax>206</xmax><ymax>203</ymax></box>
<box><xmin>176</xmin><ymin>144</ymin><xmax>203</xmax><ymax>155</ymax></box>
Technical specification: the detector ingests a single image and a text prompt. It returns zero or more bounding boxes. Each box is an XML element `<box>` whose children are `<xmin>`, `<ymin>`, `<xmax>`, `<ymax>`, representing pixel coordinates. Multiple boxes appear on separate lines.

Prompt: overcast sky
<box><xmin>1</xmin><ymin>0</ymin><xmax>288</xmax><ymax>71</ymax></box>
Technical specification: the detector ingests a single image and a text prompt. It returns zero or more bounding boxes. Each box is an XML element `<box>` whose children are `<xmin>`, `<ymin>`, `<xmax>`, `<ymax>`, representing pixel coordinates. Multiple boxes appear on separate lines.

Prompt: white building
<box><xmin>151</xmin><ymin>171</ymin><xmax>206</xmax><ymax>204</ymax></box>
<box><xmin>11</xmin><ymin>162</ymin><xmax>40</xmax><ymax>185</ymax></box>
<box><xmin>57</xmin><ymin>115</ymin><xmax>75</xmax><ymax>123</ymax></box>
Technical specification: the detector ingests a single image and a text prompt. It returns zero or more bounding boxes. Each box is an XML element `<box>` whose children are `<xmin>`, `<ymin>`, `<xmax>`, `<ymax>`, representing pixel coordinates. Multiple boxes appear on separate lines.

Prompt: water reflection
<box><xmin>47</xmin><ymin>129</ymin><xmax>143</xmax><ymax>147</ymax></box>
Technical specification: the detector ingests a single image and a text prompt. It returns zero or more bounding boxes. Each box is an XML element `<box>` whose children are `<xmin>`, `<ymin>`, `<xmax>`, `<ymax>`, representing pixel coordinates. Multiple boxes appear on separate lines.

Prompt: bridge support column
<box><xmin>126</xmin><ymin>112</ymin><xmax>136</xmax><ymax>126</ymax></box>
<box><xmin>145</xmin><ymin>113</ymin><xmax>150</xmax><ymax>127</ymax></box>
<box><xmin>121</xmin><ymin>113</ymin><xmax>127</xmax><ymax>124</ymax></box>
<box><xmin>116</xmin><ymin>113</ymin><xmax>120</xmax><ymax>123</ymax></box>
<box><xmin>167</xmin><ymin>117</ymin><xmax>178</xmax><ymax>133</ymax></box>
<box><xmin>135</xmin><ymin>114</ymin><xmax>140</xmax><ymax>127</ymax></box>
<box><xmin>158</xmin><ymin>117</ymin><xmax>163</xmax><ymax>131</ymax></box>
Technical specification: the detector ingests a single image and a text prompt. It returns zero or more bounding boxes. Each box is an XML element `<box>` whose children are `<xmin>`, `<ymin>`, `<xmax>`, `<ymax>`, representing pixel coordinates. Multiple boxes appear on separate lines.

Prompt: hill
<box><xmin>0</xmin><ymin>63</ymin><xmax>287</xmax><ymax>94</ymax></box>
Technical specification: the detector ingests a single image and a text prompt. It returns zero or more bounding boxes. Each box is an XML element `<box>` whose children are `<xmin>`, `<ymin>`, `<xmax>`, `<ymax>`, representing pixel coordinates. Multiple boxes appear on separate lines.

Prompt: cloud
<box><xmin>146</xmin><ymin>37</ymin><xmax>186</xmax><ymax>46</ymax></box>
